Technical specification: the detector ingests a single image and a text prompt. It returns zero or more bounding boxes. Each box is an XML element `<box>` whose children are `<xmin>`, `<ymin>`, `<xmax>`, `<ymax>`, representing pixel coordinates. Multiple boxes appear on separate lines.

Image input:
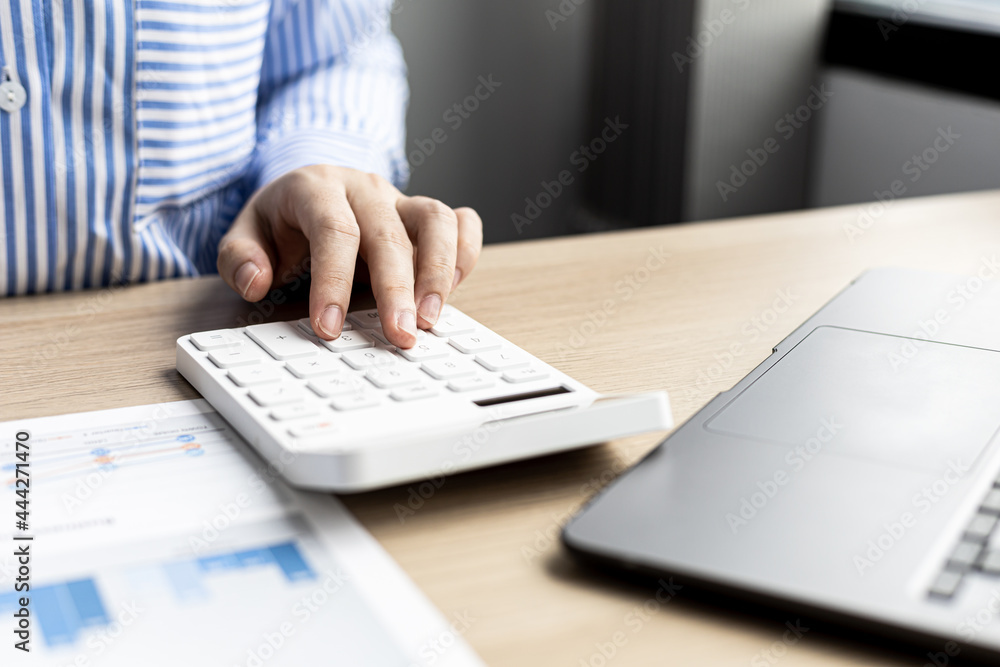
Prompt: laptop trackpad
<box><xmin>705</xmin><ymin>326</ymin><xmax>1000</xmax><ymax>473</ymax></box>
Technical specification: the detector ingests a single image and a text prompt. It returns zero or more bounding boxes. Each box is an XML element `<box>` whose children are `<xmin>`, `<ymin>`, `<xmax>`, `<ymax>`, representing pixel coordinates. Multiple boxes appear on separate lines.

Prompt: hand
<box><xmin>217</xmin><ymin>165</ymin><xmax>483</xmax><ymax>348</ymax></box>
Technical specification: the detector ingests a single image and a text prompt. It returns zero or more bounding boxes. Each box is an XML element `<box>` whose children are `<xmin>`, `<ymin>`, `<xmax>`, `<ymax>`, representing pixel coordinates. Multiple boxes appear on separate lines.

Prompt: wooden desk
<box><xmin>4</xmin><ymin>189</ymin><xmax>1000</xmax><ymax>665</ymax></box>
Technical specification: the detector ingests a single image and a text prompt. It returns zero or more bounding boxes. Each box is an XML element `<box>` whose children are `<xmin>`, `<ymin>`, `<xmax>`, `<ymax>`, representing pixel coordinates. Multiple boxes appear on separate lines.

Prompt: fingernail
<box><xmin>235</xmin><ymin>261</ymin><xmax>261</xmax><ymax>299</ymax></box>
<box><xmin>398</xmin><ymin>310</ymin><xmax>417</xmax><ymax>337</ymax></box>
<box><xmin>451</xmin><ymin>269</ymin><xmax>463</xmax><ymax>292</ymax></box>
<box><xmin>418</xmin><ymin>294</ymin><xmax>442</xmax><ymax>325</ymax></box>
<box><xmin>318</xmin><ymin>305</ymin><xmax>344</xmax><ymax>338</ymax></box>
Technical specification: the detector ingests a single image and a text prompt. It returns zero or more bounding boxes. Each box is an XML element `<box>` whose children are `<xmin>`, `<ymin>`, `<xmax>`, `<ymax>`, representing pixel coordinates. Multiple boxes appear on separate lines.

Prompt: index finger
<box><xmin>348</xmin><ymin>175</ymin><xmax>418</xmax><ymax>348</ymax></box>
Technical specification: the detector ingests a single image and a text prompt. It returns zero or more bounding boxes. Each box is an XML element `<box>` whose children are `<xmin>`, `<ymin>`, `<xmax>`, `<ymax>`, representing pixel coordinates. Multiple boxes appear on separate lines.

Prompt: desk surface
<box><xmin>4</xmin><ymin>189</ymin><xmax>1000</xmax><ymax>665</ymax></box>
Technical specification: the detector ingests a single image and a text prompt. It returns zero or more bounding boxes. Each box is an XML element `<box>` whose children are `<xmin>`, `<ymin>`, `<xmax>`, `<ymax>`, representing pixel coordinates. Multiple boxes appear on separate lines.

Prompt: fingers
<box><xmin>217</xmin><ymin>199</ymin><xmax>275</xmax><ymax>302</ymax></box>
<box><xmin>397</xmin><ymin>196</ymin><xmax>458</xmax><ymax>328</ymax></box>
<box><xmin>349</xmin><ymin>175</ymin><xmax>418</xmax><ymax>348</ymax></box>
<box><xmin>453</xmin><ymin>207</ymin><xmax>483</xmax><ymax>292</ymax></box>
<box><xmin>283</xmin><ymin>178</ymin><xmax>362</xmax><ymax>341</ymax></box>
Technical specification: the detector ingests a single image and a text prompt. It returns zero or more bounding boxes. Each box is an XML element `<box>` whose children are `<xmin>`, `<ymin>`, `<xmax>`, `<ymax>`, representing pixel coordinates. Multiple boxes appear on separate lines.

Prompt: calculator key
<box><xmin>368</xmin><ymin>325</ymin><xmax>428</xmax><ymax>347</ymax></box>
<box><xmin>366</xmin><ymin>365</ymin><xmax>424</xmax><ymax>388</ymax></box>
<box><xmin>191</xmin><ymin>330</ymin><xmax>241</xmax><ymax>351</ymax></box>
<box><xmin>948</xmin><ymin>541</ymin><xmax>982</xmax><ymax>570</ymax></box>
<box><xmin>982</xmin><ymin>489</ymin><xmax>1000</xmax><ymax>514</ymax></box>
<box><xmin>449</xmin><ymin>333</ymin><xmax>502</xmax><ymax>354</ymax></box>
<box><xmin>298</xmin><ymin>318</ymin><xmax>351</xmax><ymax>336</ymax></box>
<box><xmin>288</xmin><ymin>420</ymin><xmax>338</xmax><ymax>439</ymax></box>
<box><xmin>308</xmin><ymin>374</ymin><xmax>368</xmax><ymax>397</ymax></box>
<box><xmin>246</xmin><ymin>322</ymin><xmax>320</xmax><ymax>360</ymax></box>
<box><xmin>347</xmin><ymin>309</ymin><xmax>382</xmax><ymax>329</ymax></box>
<box><xmin>331</xmin><ymin>392</ymin><xmax>382</xmax><ymax>411</ymax></box>
<box><xmin>208</xmin><ymin>346</ymin><xmax>261</xmax><ymax>368</ymax></box>
<box><xmin>397</xmin><ymin>339</ymin><xmax>450</xmax><ymax>362</ymax></box>
<box><xmin>928</xmin><ymin>570</ymin><xmax>962</xmax><ymax>598</ymax></box>
<box><xmin>430</xmin><ymin>309</ymin><xmax>476</xmax><ymax>337</ymax></box>
<box><xmin>502</xmin><ymin>367</ymin><xmax>550</xmax><ymax>383</ymax></box>
<box><xmin>249</xmin><ymin>384</ymin><xmax>304</xmax><ymax>407</ymax></box>
<box><xmin>320</xmin><ymin>330</ymin><xmax>374</xmax><ymax>353</ymax></box>
<box><xmin>447</xmin><ymin>375</ymin><xmax>496</xmax><ymax>392</ymax></box>
<box><xmin>391</xmin><ymin>384</ymin><xmax>438</xmax><ymax>401</ymax></box>
<box><xmin>271</xmin><ymin>404</ymin><xmax>321</xmax><ymax>421</ymax></box>
<box><xmin>965</xmin><ymin>513</ymin><xmax>998</xmax><ymax>542</ymax></box>
<box><xmin>476</xmin><ymin>349</ymin><xmax>529</xmax><ymax>371</ymax></box>
<box><xmin>422</xmin><ymin>356</ymin><xmax>479</xmax><ymax>379</ymax></box>
<box><xmin>286</xmin><ymin>356</ymin><xmax>346</xmax><ymax>378</ymax></box>
<box><xmin>228</xmin><ymin>365</ymin><xmax>282</xmax><ymax>387</ymax></box>
<box><xmin>983</xmin><ymin>550</ymin><xmax>1000</xmax><ymax>574</ymax></box>
<box><xmin>342</xmin><ymin>347</ymin><xmax>398</xmax><ymax>369</ymax></box>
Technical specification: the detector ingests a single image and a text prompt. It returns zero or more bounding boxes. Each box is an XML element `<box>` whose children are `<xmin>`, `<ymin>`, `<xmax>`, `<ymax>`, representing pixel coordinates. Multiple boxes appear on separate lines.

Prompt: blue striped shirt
<box><xmin>0</xmin><ymin>0</ymin><xmax>409</xmax><ymax>295</ymax></box>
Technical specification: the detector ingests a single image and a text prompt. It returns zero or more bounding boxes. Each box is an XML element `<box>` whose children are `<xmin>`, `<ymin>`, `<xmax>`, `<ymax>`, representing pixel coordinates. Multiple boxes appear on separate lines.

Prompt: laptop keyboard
<box><xmin>929</xmin><ymin>485</ymin><xmax>1000</xmax><ymax>598</ymax></box>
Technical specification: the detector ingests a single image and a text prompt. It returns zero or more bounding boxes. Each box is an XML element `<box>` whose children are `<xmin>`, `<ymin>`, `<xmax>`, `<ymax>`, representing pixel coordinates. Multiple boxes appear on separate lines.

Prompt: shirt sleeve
<box><xmin>249</xmin><ymin>0</ymin><xmax>410</xmax><ymax>193</ymax></box>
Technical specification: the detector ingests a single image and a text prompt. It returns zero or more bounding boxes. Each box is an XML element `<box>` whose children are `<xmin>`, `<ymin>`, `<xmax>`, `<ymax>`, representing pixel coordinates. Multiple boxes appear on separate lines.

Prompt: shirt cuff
<box><xmin>251</xmin><ymin>129</ymin><xmax>399</xmax><ymax>193</ymax></box>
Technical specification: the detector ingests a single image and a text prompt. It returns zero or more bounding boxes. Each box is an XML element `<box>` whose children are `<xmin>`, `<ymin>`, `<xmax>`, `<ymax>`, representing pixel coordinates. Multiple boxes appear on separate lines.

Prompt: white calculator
<box><xmin>176</xmin><ymin>306</ymin><xmax>672</xmax><ymax>492</ymax></box>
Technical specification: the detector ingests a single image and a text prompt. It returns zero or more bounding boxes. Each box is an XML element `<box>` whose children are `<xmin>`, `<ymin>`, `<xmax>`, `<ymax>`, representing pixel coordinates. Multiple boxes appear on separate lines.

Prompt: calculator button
<box><xmin>422</xmin><ymin>357</ymin><xmax>479</xmax><ymax>379</ymax></box>
<box><xmin>429</xmin><ymin>309</ymin><xmax>476</xmax><ymax>337</ymax></box>
<box><xmin>368</xmin><ymin>325</ymin><xmax>428</xmax><ymax>347</ymax></box>
<box><xmin>347</xmin><ymin>309</ymin><xmax>382</xmax><ymax>329</ymax></box>
<box><xmin>308</xmin><ymin>374</ymin><xmax>368</xmax><ymax>397</ymax></box>
<box><xmin>366</xmin><ymin>365</ymin><xmax>423</xmax><ymax>388</ymax></box>
<box><xmin>286</xmin><ymin>356</ymin><xmax>346</xmax><ymax>378</ymax></box>
<box><xmin>288</xmin><ymin>420</ymin><xmax>338</xmax><ymax>439</ymax></box>
<box><xmin>476</xmin><ymin>349</ymin><xmax>529</xmax><ymax>371</ymax></box>
<box><xmin>246</xmin><ymin>322</ymin><xmax>320</xmax><ymax>360</ymax></box>
<box><xmin>228</xmin><ymin>366</ymin><xmax>282</xmax><ymax>387</ymax></box>
<box><xmin>271</xmin><ymin>404</ymin><xmax>321</xmax><ymax>421</ymax></box>
<box><xmin>298</xmin><ymin>318</ymin><xmax>351</xmax><ymax>336</ymax></box>
<box><xmin>208</xmin><ymin>346</ymin><xmax>261</xmax><ymax>368</ymax></box>
<box><xmin>447</xmin><ymin>375</ymin><xmax>496</xmax><ymax>392</ymax></box>
<box><xmin>502</xmin><ymin>367</ymin><xmax>550</xmax><ymax>383</ymax></box>
<box><xmin>331</xmin><ymin>392</ymin><xmax>382</xmax><ymax>411</ymax></box>
<box><xmin>391</xmin><ymin>384</ymin><xmax>438</xmax><ymax>401</ymax></box>
<box><xmin>320</xmin><ymin>330</ymin><xmax>374</xmax><ymax>353</ymax></box>
<box><xmin>397</xmin><ymin>339</ymin><xmax>450</xmax><ymax>362</ymax></box>
<box><xmin>249</xmin><ymin>384</ymin><xmax>303</xmax><ymax>407</ymax></box>
<box><xmin>342</xmin><ymin>347</ymin><xmax>398</xmax><ymax>369</ymax></box>
<box><xmin>191</xmin><ymin>330</ymin><xmax>241</xmax><ymax>351</ymax></box>
<box><xmin>449</xmin><ymin>333</ymin><xmax>502</xmax><ymax>354</ymax></box>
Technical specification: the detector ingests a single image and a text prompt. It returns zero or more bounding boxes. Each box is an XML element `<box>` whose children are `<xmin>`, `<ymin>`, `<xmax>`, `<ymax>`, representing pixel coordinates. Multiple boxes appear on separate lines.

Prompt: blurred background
<box><xmin>392</xmin><ymin>0</ymin><xmax>1000</xmax><ymax>243</ymax></box>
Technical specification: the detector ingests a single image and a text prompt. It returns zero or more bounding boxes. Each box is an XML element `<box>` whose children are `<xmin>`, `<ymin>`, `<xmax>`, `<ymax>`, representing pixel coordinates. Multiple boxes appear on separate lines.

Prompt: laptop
<box><xmin>563</xmin><ymin>266</ymin><xmax>1000</xmax><ymax>660</ymax></box>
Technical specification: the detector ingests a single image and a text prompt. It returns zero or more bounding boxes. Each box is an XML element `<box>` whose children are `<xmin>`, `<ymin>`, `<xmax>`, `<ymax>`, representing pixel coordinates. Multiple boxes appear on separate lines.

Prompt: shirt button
<box><xmin>0</xmin><ymin>68</ymin><xmax>26</xmax><ymax>113</ymax></box>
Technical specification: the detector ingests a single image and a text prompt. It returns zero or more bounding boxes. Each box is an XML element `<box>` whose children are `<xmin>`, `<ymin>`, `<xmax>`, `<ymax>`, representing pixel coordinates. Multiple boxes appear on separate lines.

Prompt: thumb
<box><xmin>217</xmin><ymin>204</ymin><xmax>275</xmax><ymax>302</ymax></box>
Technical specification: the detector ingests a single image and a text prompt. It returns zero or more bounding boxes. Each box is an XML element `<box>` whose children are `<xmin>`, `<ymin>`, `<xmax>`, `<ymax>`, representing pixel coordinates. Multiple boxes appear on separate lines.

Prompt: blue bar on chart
<box><xmin>162</xmin><ymin>540</ymin><xmax>316</xmax><ymax>601</ymax></box>
<box><xmin>0</xmin><ymin>578</ymin><xmax>111</xmax><ymax>648</ymax></box>
<box><xmin>163</xmin><ymin>560</ymin><xmax>209</xmax><ymax>602</ymax></box>
<box><xmin>270</xmin><ymin>542</ymin><xmax>316</xmax><ymax>582</ymax></box>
